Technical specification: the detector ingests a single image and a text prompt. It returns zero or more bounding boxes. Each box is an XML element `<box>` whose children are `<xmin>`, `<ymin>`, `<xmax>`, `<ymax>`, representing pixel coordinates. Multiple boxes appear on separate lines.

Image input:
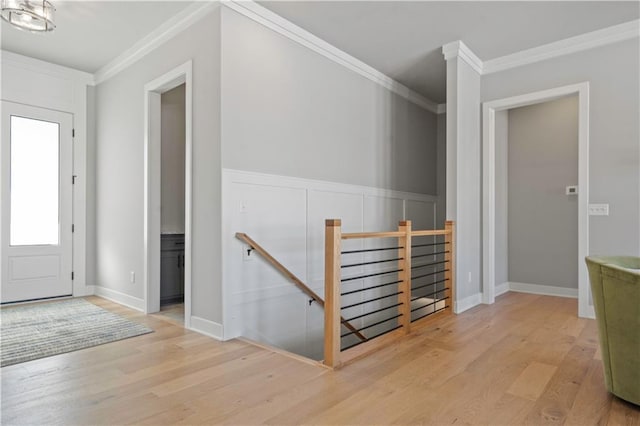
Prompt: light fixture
<box><xmin>1</xmin><ymin>0</ymin><xmax>55</xmax><ymax>33</ymax></box>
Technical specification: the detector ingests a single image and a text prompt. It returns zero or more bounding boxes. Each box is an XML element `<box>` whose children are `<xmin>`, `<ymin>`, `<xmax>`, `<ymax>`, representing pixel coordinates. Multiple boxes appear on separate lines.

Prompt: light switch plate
<box><xmin>566</xmin><ymin>185</ymin><xmax>578</xmax><ymax>195</ymax></box>
<box><xmin>589</xmin><ymin>204</ymin><xmax>609</xmax><ymax>216</ymax></box>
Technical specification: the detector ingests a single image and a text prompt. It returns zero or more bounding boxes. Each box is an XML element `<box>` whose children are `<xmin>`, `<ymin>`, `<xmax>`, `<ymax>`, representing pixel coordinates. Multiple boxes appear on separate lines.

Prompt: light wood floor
<box><xmin>1</xmin><ymin>293</ymin><xmax>638</xmax><ymax>425</ymax></box>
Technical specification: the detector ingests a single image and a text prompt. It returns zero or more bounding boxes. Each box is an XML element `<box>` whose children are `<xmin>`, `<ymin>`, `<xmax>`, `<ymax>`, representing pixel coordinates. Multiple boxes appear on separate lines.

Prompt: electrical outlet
<box><xmin>589</xmin><ymin>204</ymin><xmax>609</xmax><ymax>216</ymax></box>
<box><xmin>468</xmin><ymin>272</ymin><xmax>472</xmax><ymax>283</ymax></box>
<box><xmin>130</xmin><ymin>271</ymin><xmax>135</xmax><ymax>283</ymax></box>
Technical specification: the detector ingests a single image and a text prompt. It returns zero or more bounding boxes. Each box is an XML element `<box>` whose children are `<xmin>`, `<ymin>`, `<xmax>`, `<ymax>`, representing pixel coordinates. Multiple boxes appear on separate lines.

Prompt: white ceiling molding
<box><xmin>483</xmin><ymin>19</ymin><xmax>640</xmax><ymax>74</ymax></box>
<box><xmin>443</xmin><ymin>19</ymin><xmax>639</xmax><ymax>76</ymax></box>
<box><xmin>222</xmin><ymin>0</ymin><xmax>441</xmax><ymax>114</ymax></box>
<box><xmin>93</xmin><ymin>2</ymin><xmax>219</xmax><ymax>85</ymax></box>
<box><xmin>1</xmin><ymin>49</ymin><xmax>94</xmax><ymax>85</ymax></box>
<box><xmin>442</xmin><ymin>40</ymin><xmax>483</xmax><ymax>74</ymax></box>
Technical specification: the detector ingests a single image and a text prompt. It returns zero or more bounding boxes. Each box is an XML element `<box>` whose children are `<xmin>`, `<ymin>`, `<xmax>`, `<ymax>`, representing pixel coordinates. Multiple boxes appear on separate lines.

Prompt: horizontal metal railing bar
<box><xmin>411</xmin><ymin>251</ymin><xmax>449</xmax><ymax>260</ymax></box>
<box><xmin>411</xmin><ymin>242</ymin><xmax>449</xmax><ymax>249</ymax></box>
<box><xmin>411</xmin><ymin>288</ymin><xmax>449</xmax><ymax>302</ymax></box>
<box><xmin>341</xmin><ymin>268</ymin><xmax>403</xmax><ymax>282</ymax></box>
<box><xmin>341</xmin><ymin>324</ymin><xmax>403</xmax><ymax>351</ymax></box>
<box><xmin>343</xmin><ymin>302</ymin><xmax>403</xmax><ymax>322</ymax></box>
<box><xmin>341</xmin><ymin>291</ymin><xmax>403</xmax><ymax>310</ymax></box>
<box><xmin>341</xmin><ymin>279</ymin><xmax>403</xmax><ymax>296</ymax></box>
<box><xmin>411</xmin><ymin>296</ymin><xmax>450</xmax><ymax>312</ymax></box>
<box><xmin>411</xmin><ymin>306</ymin><xmax>449</xmax><ymax>323</ymax></box>
<box><xmin>411</xmin><ymin>260</ymin><xmax>449</xmax><ymax>270</ymax></box>
<box><xmin>412</xmin><ymin>269</ymin><xmax>449</xmax><ymax>280</ymax></box>
<box><xmin>341</xmin><ymin>257</ymin><xmax>403</xmax><ymax>269</ymax></box>
<box><xmin>342</xmin><ymin>231</ymin><xmax>404</xmax><ymax>240</ymax></box>
<box><xmin>341</xmin><ymin>314</ymin><xmax>403</xmax><ymax>338</ymax></box>
<box><xmin>411</xmin><ymin>279</ymin><xmax>448</xmax><ymax>292</ymax></box>
<box><xmin>341</xmin><ymin>246</ymin><xmax>403</xmax><ymax>255</ymax></box>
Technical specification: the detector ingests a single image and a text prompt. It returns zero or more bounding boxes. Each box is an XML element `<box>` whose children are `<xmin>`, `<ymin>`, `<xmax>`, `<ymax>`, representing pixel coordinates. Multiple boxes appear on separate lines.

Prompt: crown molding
<box><xmin>222</xmin><ymin>0</ymin><xmax>441</xmax><ymax>114</ymax></box>
<box><xmin>483</xmin><ymin>19</ymin><xmax>640</xmax><ymax>74</ymax></box>
<box><xmin>93</xmin><ymin>2</ymin><xmax>219</xmax><ymax>85</ymax></box>
<box><xmin>443</xmin><ymin>19</ymin><xmax>639</xmax><ymax>77</ymax></box>
<box><xmin>442</xmin><ymin>40</ymin><xmax>483</xmax><ymax>74</ymax></box>
<box><xmin>1</xmin><ymin>50</ymin><xmax>94</xmax><ymax>85</ymax></box>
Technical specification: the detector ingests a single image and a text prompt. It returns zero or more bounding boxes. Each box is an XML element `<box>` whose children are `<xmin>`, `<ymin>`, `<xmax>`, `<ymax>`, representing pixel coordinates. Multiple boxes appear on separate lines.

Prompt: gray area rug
<box><xmin>0</xmin><ymin>298</ymin><xmax>153</xmax><ymax>367</ymax></box>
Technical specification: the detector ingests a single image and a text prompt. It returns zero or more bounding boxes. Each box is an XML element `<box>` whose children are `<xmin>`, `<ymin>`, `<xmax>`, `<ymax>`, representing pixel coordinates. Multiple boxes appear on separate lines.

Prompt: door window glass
<box><xmin>10</xmin><ymin>116</ymin><xmax>60</xmax><ymax>246</ymax></box>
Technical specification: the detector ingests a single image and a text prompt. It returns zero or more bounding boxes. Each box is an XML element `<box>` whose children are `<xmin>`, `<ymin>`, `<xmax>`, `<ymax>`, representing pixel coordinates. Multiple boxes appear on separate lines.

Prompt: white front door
<box><xmin>1</xmin><ymin>101</ymin><xmax>73</xmax><ymax>303</ymax></box>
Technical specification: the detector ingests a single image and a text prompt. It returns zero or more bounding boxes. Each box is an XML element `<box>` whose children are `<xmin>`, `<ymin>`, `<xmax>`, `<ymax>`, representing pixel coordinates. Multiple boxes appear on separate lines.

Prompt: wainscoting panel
<box><xmin>222</xmin><ymin>169</ymin><xmax>438</xmax><ymax>358</ymax></box>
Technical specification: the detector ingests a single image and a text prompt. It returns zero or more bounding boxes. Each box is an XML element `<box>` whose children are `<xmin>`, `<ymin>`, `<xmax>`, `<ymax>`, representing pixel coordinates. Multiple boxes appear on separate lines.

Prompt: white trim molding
<box><xmin>94</xmin><ymin>2</ymin><xmax>218</xmax><ymax>84</ymax></box>
<box><xmin>483</xmin><ymin>20</ymin><xmax>640</xmax><ymax>74</ymax></box>
<box><xmin>454</xmin><ymin>293</ymin><xmax>483</xmax><ymax>314</ymax></box>
<box><xmin>482</xmin><ymin>82</ymin><xmax>591</xmax><ymax>318</ymax></box>
<box><xmin>442</xmin><ymin>40</ymin><xmax>483</xmax><ymax>74</ymax></box>
<box><xmin>508</xmin><ymin>282</ymin><xmax>578</xmax><ymax>299</ymax></box>
<box><xmin>222</xmin><ymin>0</ymin><xmax>441</xmax><ymax>114</ymax></box>
<box><xmin>143</xmin><ymin>61</ymin><xmax>193</xmax><ymax>328</ymax></box>
<box><xmin>443</xmin><ymin>19</ymin><xmax>639</xmax><ymax>75</ymax></box>
<box><xmin>1</xmin><ymin>50</ymin><xmax>94</xmax><ymax>85</ymax></box>
<box><xmin>94</xmin><ymin>286</ymin><xmax>145</xmax><ymax>312</ymax></box>
<box><xmin>190</xmin><ymin>316</ymin><xmax>224</xmax><ymax>341</ymax></box>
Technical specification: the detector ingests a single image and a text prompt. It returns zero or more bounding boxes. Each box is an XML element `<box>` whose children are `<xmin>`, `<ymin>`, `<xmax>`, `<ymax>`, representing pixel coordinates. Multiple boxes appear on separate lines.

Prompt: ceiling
<box><xmin>260</xmin><ymin>1</ymin><xmax>639</xmax><ymax>103</ymax></box>
<box><xmin>1</xmin><ymin>1</ymin><xmax>638</xmax><ymax>102</ymax></box>
<box><xmin>1</xmin><ymin>1</ymin><xmax>194</xmax><ymax>73</ymax></box>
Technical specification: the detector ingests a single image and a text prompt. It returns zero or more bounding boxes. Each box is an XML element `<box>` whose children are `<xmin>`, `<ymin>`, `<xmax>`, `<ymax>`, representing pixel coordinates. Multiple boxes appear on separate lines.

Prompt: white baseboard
<box><xmin>454</xmin><ymin>293</ymin><xmax>483</xmax><ymax>314</ymax></box>
<box><xmin>190</xmin><ymin>315</ymin><xmax>224</xmax><ymax>341</ymax></box>
<box><xmin>495</xmin><ymin>282</ymin><xmax>510</xmax><ymax>297</ymax></box>
<box><xmin>94</xmin><ymin>286</ymin><xmax>145</xmax><ymax>312</ymax></box>
<box><xmin>508</xmin><ymin>282</ymin><xmax>578</xmax><ymax>298</ymax></box>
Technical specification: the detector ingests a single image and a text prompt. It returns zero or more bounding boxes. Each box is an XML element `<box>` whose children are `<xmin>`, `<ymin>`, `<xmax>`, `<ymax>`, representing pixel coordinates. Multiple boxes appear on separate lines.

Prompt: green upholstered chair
<box><xmin>585</xmin><ymin>256</ymin><xmax>640</xmax><ymax>406</ymax></box>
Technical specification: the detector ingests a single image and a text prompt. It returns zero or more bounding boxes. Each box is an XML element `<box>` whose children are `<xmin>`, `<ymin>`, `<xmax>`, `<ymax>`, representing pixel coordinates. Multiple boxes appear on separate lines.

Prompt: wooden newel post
<box><xmin>324</xmin><ymin>219</ymin><xmax>342</xmax><ymax>368</ymax></box>
<box><xmin>445</xmin><ymin>220</ymin><xmax>456</xmax><ymax>314</ymax></box>
<box><xmin>398</xmin><ymin>220</ymin><xmax>412</xmax><ymax>333</ymax></box>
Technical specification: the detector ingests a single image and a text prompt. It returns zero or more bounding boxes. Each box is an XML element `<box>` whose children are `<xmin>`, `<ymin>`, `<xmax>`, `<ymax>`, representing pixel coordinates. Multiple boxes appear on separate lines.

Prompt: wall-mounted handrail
<box><xmin>235</xmin><ymin>233</ymin><xmax>367</xmax><ymax>342</ymax></box>
<box><xmin>324</xmin><ymin>219</ymin><xmax>456</xmax><ymax>368</ymax></box>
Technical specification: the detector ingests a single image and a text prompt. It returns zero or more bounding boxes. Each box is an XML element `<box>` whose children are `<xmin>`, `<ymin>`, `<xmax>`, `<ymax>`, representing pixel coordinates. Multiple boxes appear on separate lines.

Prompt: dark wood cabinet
<box><xmin>160</xmin><ymin>234</ymin><xmax>184</xmax><ymax>305</ymax></box>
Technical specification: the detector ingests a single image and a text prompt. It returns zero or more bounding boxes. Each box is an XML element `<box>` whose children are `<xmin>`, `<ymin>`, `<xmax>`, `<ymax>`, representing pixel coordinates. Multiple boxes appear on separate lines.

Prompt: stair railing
<box><xmin>324</xmin><ymin>220</ymin><xmax>456</xmax><ymax>368</ymax></box>
<box><xmin>235</xmin><ymin>233</ymin><xmax>367</xmax><ymax>341</ymax></box>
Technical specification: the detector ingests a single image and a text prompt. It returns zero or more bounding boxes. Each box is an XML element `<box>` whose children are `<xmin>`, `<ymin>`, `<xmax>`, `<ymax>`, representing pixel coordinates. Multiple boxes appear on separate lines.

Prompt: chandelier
<box><xmin>1</xmin><ymin>0</ymin><xmax>55</xmax><ymax>32</ymax></box>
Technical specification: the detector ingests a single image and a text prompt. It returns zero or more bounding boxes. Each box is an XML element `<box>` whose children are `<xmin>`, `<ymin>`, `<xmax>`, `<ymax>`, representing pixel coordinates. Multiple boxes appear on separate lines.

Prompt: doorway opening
<box><xmin>482</xmin><ymin>82</ymin><xmax>592</xmax><ymax>318</ymax></box>
<box><xmin>159</xmin><ymin>84</ymin><xmax>186</xmax><ymax>323</ymax></box>
<box><xmin>143</xmin><ymin>61</ymin><xmax>192</xmax><ymax>327</ymax></box>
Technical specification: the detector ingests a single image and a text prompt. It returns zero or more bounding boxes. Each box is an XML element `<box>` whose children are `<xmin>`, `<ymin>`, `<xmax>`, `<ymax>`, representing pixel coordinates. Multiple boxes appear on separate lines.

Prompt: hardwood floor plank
<box><xmin>507</xmin><ymin>362</ymin><xmax>558</xmax><ymax>401</ymax></box>
<box><xmin>2</xmin><ymin>294</ymin><xmax>638</xmax><ymax>425</ymax></box>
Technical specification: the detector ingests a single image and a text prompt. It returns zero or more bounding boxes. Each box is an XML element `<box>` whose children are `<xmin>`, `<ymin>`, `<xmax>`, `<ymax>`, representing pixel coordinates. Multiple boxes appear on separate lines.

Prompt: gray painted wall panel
<box><xmin>495</xmin><ymin>110</ymin><xmax>509</xmax><ymax>287</ymax></box>
<box><xmin>95</xmin><ymin>8</ymin><xmax>222</xmax><ymax>321</ymax></box>
<box><xmin>220</xmin><ymin>7</ymin><xmax>438</xmax><ymax>196</ymax></box>
<box><xmin>482</xmin><ymin>39</ymin><xmax>640</xmax><ymax>259</ymax></box>
<box><xmin>508</xmin><ymin>96</ymin><xmax>579</xmax><ymax>288</ymax></box>
<box><xmin>161</xmin><ymin>84</ymin><xmax>186</xmax><ymax>234</ymax></box>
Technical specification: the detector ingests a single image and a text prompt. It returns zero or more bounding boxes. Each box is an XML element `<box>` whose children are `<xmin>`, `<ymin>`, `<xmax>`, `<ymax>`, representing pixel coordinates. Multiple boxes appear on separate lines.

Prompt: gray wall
<box><xmin>508</xmin><ymin>96</ymin><xmax>579</xmax><ymax>288</ymax></box>
<box><xmin>161</xmin><ymin>84</ymin><xmax>186</xmax><ymax>234</ymax></box>
<box><xmin>95</xmin><ymin>7</ymin><xmax>222</xmax><ymax>322</ymax></box>
<box><xmin>86</xmin><ymin>86</ymin><xmax>96</xmax><ymax>286</ymax></box>
<box><xmin>482</xmin><ymin>38</ymin><xmax>640</xmax><ymax>260</ymax></box>
<box><xmin>220</xmin><ymin>7</ymin><xmax>438</xmax><ymax>196</ymax></box>
<box><xmin>494</xmin><ymin>110</ymin><xmax>508</xmax><ymax>286</ymax></box>
<box><xmin>436</xmin><ymin>113</ymin><xmax>446</xmax><ymax>228</ymax></box>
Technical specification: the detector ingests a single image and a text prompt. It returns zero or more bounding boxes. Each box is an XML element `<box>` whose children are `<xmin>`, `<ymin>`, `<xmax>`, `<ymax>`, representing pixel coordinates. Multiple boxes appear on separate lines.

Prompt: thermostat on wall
<box><xmin>566</xmin><ymin>186</ymin><xmax>578</xmax><ymax>195</ymax></box>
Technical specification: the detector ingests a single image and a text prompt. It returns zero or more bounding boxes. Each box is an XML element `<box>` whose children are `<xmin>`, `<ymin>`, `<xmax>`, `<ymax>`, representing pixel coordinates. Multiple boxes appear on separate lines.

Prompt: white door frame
<box><xmin>482</xmin><ymin>82</ymin><xmax>593</xmax><ymax>318</ymax></box>
<box><xmin>143</xmin><ymin>61</ymin><xmax>193</xmax><ymax>327</ymax></box>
